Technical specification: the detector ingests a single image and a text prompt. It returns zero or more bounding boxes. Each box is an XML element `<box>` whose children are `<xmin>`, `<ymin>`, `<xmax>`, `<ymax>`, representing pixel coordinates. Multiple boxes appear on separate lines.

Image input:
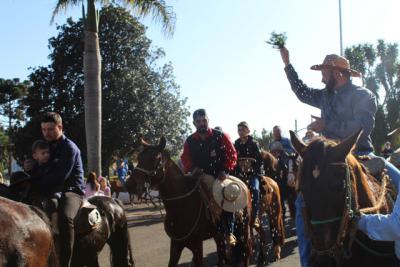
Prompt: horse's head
<box><xmin>128</xmin><ymin>137</ymin><xmax>166</xmax><ymax>196</ymax></box>
<box><xmin>290</xmin><ymin>130</ymin><xmax>362</xmax><ymax>266</ymax></box>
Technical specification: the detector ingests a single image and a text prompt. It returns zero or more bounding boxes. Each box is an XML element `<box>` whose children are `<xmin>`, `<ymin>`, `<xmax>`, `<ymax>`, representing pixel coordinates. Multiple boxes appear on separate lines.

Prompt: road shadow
<box><xmin>128</xmin><ymin>217</ymin><xmax>164</xmax><ymax>228</ymax></box>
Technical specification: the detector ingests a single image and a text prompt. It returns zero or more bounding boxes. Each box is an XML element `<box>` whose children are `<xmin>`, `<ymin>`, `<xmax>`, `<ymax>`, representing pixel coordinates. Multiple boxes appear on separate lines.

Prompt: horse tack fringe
<box><xmin>360</xmin><ymin>174</ymin><xmax>389</xmax><ymax>214</ymax></box>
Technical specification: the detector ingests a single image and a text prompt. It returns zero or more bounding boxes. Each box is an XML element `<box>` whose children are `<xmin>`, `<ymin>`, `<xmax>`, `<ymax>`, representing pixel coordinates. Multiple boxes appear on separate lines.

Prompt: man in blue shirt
<box><xmin>279</xmin><ymin>46</ymin><xmax>400</xmax><ymax>265</ymax></box>
<box><xmin>269</xmin><ymin>125</ymin><xmax>296</xmax><ymax>155</ymax></box>
<box><xmin>27</xmin><ymin>112</ymin><xmax>84</xmax><ymax>267</ymax></box>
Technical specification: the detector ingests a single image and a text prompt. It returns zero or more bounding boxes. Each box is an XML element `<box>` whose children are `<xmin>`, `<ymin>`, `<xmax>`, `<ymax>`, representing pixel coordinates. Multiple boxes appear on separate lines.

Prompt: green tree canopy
<box><xmin>13</xmin><ymin>6</ymin><xmax>189</xmax><ymax>173</ymax></box>
<box><xmin>345</xmin><ymin>40</ymin><xmax>400</xmax><ymax>151</ymax></box>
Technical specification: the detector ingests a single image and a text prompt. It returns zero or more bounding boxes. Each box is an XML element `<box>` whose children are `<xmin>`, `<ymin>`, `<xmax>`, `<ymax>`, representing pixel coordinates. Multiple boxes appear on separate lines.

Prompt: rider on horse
<box><xmin>25</xmin><ymin>112</ymin><xmax>85</xmax><ymax>267</ymax></box>
<box><xmin>234</xmin><ymin>121</ymin><xmax>262</xmax><ymax>228</ymax></box>
<box><xmin>279</xmin><ymin>46</ymin><xmax>400</xmax><ymax>265</ymax></box>
<box><xmin>181</xmin><ymin>108</ymin><xmax>238</xmax><ymax>247</ymax></box>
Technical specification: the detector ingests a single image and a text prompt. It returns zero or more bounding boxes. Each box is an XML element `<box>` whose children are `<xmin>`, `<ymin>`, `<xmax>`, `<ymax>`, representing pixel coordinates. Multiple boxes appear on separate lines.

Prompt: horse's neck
<box><xmin>159</xmin><ymin>159</ymin><xmax>187</xmax><ymax>198</ymax></box>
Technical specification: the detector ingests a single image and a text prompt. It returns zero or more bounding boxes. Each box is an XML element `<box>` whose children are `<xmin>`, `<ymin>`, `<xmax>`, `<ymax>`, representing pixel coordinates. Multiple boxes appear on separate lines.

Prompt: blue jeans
<box><xmin>249</xmin><ymin>176</ymin><xmax>260</xmax><ymax>217</ymax></box>
<box><xmin>218</xmin><ymin>211</ymin><xmax>235</xmax><ymax>235</ymax></box>
<box><xmin>296</xmin><ymin>194</ymin><xmax>313</xmax><ymax>267</ymax></box>
<box><xmin>355</xmin><ymin>151</ymin><xmax>400</xmax><ymax>191</ymax></box>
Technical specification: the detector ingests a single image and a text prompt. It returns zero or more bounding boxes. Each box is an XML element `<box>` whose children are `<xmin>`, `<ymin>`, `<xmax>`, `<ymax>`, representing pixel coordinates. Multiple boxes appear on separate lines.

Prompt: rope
<box><xmin>161</xmin><ymin>176</ymin><xmax>202</xmax><ymax>202</ymax></box>
<box><xmin>359</xmin><ymin>174</ymin><xmax>389</xmax><ymax>214</ymax></box>
<box><xmin>164</xmin><ymin>200</ymin><xmax>203</xmax><ymax>241</ymax></box>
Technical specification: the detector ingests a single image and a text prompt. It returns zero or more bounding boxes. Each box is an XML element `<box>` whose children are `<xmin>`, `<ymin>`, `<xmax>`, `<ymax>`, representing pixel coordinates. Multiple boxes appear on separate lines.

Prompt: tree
<box><xmin>345</xmin><ymin>40</ymin><xmax>400</xmax><ymax>150</ymax></box>
<box><xmin>253</xmin><ymin>128</ymin><xmax>274</xmax><ymax>150</ymax></box>
<box><xmin>51</xmin><ymin>0</ymin><xmax>176</xmax><ymax>175</ymax></box>
<box><xmin>13</xmin><ymin>6</ymin><xmax>189</xmax><ymax>174</ymax></box>
<box><xmin>0</xmin><ymin>78</ymin><xmax>29</xmax><ymax>175</ymax></box>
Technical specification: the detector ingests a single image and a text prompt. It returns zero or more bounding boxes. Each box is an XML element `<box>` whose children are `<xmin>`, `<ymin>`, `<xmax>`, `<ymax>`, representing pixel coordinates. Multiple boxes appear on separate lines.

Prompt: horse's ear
<box><xmin>332</xmin><ymin>129</ymin><xmax>362</xmax><ymax>161</ymax></box>
<box><xmin>158</xmin><ymin>136</ymin><xmax>166</xmax><ymax>151</ymax></box>
<box><xmin>140</xmin><ymin>138</ymin><xmax>150</xmax><ymax>147</ymax></box>
<box><xmin>290</xmin><ymin>130</ymin><xmax>306</xmax><ymax>157</ymax></box>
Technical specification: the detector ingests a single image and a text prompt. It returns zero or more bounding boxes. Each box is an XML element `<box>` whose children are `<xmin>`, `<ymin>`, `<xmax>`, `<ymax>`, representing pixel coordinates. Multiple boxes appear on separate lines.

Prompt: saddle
<box><xmin>357</xmin><ymin>156</ymin><xmax>386</xmax><ymax>177</ymax></box>
<box><xmin>37</xmin><ymin>196</ymin><xmax>102</xmax><ymax>237</ymax></box>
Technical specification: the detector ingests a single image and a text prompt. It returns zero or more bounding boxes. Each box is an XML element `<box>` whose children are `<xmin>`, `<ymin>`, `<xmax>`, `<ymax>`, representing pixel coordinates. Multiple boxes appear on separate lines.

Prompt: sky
<box><xmin>1</xmin><ymin>0</ymin><xmax>399</xmax><ymax>141</ymax></box>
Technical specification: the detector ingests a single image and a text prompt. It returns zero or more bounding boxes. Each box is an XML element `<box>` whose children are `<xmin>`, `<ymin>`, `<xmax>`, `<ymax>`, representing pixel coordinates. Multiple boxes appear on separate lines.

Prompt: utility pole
<box><xmin>339</xmin><ymin>0</ymin><xmax>343</xmax><ymax>56</ymax></box>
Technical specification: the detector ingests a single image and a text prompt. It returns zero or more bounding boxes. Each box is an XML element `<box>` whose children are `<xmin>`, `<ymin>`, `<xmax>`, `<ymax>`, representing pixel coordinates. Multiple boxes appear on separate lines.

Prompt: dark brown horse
<box><xmin>290</xmin><ymin>130</ymin><xmax>399</xmax><ymax>267</ymax></box>
<box><xmin>128</xmin><ymin>137</ymin><xmax>252</xmax><ymax>267</ymax></box>
<box><xmin>0</xmin><ymin>196</ymin><xmax>58</xmax><ymax>267</ymax></box>
<box><xmin>0</xmin><ymin>180</ymin><xmax>135</xmax><ymax>267</ymax></box>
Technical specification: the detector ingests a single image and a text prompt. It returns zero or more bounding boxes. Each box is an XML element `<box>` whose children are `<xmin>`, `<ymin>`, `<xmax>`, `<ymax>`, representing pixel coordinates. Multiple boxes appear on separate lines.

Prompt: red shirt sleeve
<box><xmin>221</xmin><ymin>133</ymin><xmax>237</xmax><ymax>172</ymax></box>
<box><xmin>180</xmin><ymin>141</ymin><xmax>193</xmax><ymax>173</ymax></box>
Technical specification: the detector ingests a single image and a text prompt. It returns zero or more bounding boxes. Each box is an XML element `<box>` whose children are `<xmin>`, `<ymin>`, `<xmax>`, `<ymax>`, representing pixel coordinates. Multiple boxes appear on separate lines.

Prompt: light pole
<box><xmin>339</xmin><ymin>0</ymin><xmax>343</xmax><ymax>56</ymax></box>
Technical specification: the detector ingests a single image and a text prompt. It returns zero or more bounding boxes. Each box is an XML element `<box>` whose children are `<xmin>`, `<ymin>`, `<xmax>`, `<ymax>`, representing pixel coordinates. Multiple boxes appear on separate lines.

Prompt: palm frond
<box><xmin>124</xmin><ymin>0</ymin><xmax>176</xmax><ymax>36</ymax></box>
<box><xmin>51</xmin><ymin>0</ymin><xmax>82</xmax><ymax>24</ymax></box>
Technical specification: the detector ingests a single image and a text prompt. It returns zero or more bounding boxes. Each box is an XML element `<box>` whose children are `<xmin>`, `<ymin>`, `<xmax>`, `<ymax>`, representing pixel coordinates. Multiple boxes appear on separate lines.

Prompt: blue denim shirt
<box><xmin>285</xmin><ymin>64</ymin><xmax>377</xmax><ymax>153</ymax></box>
<box><xmin>358</xmin><ymin>180</ymin><xmax>400</xmax><ymax>259</ymax></box>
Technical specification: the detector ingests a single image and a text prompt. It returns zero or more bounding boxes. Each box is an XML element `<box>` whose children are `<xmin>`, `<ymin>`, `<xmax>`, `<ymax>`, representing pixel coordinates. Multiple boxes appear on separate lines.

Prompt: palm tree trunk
<box><xmin>84</xmin><ymin>30</ymin><xmax>101</xmax><ymax>175</ymax></box>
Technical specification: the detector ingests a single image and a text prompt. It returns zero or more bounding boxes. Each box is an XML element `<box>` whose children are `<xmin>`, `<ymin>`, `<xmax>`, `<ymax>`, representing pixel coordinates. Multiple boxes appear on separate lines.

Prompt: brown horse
<box><xmin>128</xmin><ymin>137</ymin><xmax>251</xmax><ymax>267</ymax></box>
<box><xmin>290</xmin><ymin>130</ymin><xmax>399</xmax><ymax>267</ymax></box>
<box><xmin>237</xmin><ymin>158</ymin><xmax>285</xmax><ymax>264</ymax></box>
<box><xmin>262</xmin><ymin>150</ymin><xmax>297</xmax><ymax>220</ymax></box>
<box><xmin>0</xmin><ymin>196</ymin><xmax>58</xmax><ymax>267</ymax></box>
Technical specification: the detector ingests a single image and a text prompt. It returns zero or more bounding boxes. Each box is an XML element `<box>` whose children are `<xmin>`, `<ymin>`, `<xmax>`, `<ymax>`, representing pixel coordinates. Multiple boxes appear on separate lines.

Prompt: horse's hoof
<box><xmin>273</xmin><ymin>245</ymin><xmax>281</xmax><ymax>260</ymax></box>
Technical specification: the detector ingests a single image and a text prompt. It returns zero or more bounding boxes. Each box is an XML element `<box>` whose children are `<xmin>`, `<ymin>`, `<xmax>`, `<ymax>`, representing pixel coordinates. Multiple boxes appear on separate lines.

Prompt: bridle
<box><xmin>306</xmin><ymin>160</ymin><xmax>358</xmax><ymax>263</ymax></box>
<box><xmin>305</xmin><ymin>159</ymin><xmax>392</xmax><ymax>263</ymax></box>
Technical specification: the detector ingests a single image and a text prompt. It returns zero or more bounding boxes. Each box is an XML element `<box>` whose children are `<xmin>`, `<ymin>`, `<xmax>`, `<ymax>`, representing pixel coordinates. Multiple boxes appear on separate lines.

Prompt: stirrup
<box><xmin>226</xmin><ymin>233</ymin><xmax>237</xmax><ymax>247</ymax></box>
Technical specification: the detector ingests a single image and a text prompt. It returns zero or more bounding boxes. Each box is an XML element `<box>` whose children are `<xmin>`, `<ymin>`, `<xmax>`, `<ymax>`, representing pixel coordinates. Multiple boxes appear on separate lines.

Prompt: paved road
<box><xmin>99</xmin><ymin>203</ymin><xmax>300</xmax><ymax>266</ymax></box>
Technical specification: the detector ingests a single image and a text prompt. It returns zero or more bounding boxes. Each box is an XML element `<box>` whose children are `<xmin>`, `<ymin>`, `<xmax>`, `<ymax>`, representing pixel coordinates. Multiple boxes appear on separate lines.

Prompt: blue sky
<box><xmin>1</xmin><ymin>0</ymin><xmax>399</xmax><ymax>141</ymax></box>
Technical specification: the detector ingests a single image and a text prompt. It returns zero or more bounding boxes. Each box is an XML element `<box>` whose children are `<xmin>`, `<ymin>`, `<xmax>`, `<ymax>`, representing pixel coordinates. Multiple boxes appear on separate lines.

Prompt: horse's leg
<box><xmin>214</xmin><ymin>235</ymin><xmax>225</xmax><ymax>267</ymax></box>
<box><xmin>108</xmin><ymin>220</ymin><xmax>135</xmax><ymax>267</ymax></box>
<box><xmin>188</xmin><ymin>241</ymin><xmax>203</xmax><ymax>267</ymax></box>
<box><xmin>168</xmin><ymin>240</ymin><xmax>184</xmax><ymax>267</ymax></box>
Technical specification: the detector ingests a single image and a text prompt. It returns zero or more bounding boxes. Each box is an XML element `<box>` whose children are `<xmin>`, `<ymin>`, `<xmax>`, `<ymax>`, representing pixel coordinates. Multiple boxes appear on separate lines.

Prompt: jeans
<box><xmin>59</xmin><ymin>191</ymin><xmax>83</xmax><ymax>267</ymax></box>
<box><xmin>295</xmin><ymin>194</ymin><xmax>313</xmax><ymax>267</ymax></box>
<box><xmin>218</xmin><ymin>211</ymin><xmax>235</xmax><ymax>235</ymax></box>
<box><xmin>249</xmin><ymin>176</ymin><xmax>260</xmax><ymax>217</ymax></box>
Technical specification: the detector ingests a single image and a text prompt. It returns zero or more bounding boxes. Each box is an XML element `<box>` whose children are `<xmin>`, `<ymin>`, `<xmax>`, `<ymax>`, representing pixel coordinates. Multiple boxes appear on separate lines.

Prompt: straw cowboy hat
<box><xmin>310</xmin><ymin>54</ymin><xmax>361</xmax><ymax>77</ymax></box>
<box><xmin>213</xmin><ymin>176</ymin><xmax>249</xmax><ymax>212</ymax></box>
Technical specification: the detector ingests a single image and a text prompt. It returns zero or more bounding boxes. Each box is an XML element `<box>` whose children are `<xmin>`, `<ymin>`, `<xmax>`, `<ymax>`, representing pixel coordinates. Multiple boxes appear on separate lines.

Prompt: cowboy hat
<box><xmin>310</xmin><ymin>54</ymin><xmax>361</xmax><ymax>77</ymax></box>
<box><xmin>212</xmin><ymin>176</ymin><xmax>249</xmax><ymax>212</ymax></box>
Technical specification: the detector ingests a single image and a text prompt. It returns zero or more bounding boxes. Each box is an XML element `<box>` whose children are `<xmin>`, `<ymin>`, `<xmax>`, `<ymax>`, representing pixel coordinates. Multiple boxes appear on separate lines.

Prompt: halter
<box><xmin>308</xmin><ymin>160</ymin><xmax>358</xmax><ymax>262</ymax></box>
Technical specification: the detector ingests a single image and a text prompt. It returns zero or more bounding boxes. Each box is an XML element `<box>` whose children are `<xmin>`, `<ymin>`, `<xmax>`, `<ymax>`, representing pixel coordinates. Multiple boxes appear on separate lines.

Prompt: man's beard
<box><xmin>325</xmin><ymin>76</ymin><xmax>337</xmax><ymax>91</ymax></box>
<box><xmin>197</xmin><ymin>126</ymin><xmax>207</xmax><ymax>133</ymax></box>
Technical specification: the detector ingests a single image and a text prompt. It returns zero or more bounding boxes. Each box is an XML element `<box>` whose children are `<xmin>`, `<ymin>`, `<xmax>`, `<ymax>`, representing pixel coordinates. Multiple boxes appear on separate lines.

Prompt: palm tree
<box><xmin>52</xmin><ymin>0</ymin><xmax>175</xmax><ymax>175</ymax></box>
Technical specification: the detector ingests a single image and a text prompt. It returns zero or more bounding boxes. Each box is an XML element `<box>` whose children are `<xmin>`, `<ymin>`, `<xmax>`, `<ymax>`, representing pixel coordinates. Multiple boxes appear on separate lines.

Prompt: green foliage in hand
<box><xmin>266</xmin><ymin>32</ymin><xmax>287</xmax><ymax>49</ymax></box>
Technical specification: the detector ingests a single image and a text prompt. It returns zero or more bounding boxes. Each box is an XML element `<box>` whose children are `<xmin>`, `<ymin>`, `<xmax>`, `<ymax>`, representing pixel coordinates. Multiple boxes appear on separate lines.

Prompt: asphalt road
<box><xmin>98</xmin><ymin>202</ymin><xmax>300</xmax><ymax>267</ymax></box>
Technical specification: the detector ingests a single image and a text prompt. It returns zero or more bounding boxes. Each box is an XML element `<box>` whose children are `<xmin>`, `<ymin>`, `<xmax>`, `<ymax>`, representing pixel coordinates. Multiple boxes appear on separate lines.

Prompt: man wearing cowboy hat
<box><xmin>181</xmin><ymin>109</ymin><xmax>243</xmax><ymax>247</ymax></box>
<box><xmin>279</xmin><ymin>47</ymin><xmax>400</xmax><ymax>266</ymax></box>
<box><xmin>234</xmin><ymin>121</ymin><xmax>263</xmax><ymax>228</ymax></box>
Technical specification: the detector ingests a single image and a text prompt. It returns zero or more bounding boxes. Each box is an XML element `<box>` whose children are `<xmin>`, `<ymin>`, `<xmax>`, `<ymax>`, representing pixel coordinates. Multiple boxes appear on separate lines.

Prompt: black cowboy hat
<box><xmin>9</xmin><ymin>172</ymin><xmax>32</xmax><ymax>187</ymax></box>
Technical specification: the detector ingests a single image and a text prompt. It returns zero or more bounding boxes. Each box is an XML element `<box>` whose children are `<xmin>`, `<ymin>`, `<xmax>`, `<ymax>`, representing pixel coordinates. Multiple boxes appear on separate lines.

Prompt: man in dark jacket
<box><xmin>234</xmin><ymin>121</ymin><xmax>262</xmax><ymax>228</ymax></box>
<box><xmin>26</xmin><ymin>112</ymin><xmax>84</xmax><ymax>267</ymax></box>
<box><xmin>181</xmin><ymin>108</ymin><xmax>238</xmax><ymax>246</ymax></box>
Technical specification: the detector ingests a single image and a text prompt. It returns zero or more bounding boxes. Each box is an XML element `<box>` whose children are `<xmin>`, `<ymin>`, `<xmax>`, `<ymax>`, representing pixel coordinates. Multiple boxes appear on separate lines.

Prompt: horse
<box><xmin>262</xmin><ymin>150</ymin><xmax>298</xmax><ymax>220</ymax></box>
<box><xmin>0</xmin><ymin>177</ymin><xmax>135</xmax><ymax>267</ymax></box>
<box><xmin>290</xmin><ymin>129</ymin><xmax>399</xmax><ymax>267</ymax></box>
<box><xmin>236</xmin><ymin>158</ymin><xmax>285</xmax><ymax>264</ymax></box>
<box><xmin>0</xmin><ymin>196</ymin><xmax>58</xmax><ymax>267</ymax></box>
<box><xmin>110</xmin><ymin>178</ymin><xmax>135</xmax><ymax>203</ymax></box>
<box><xmin>128</xmin><ymin>137</ymin><xmax>252</xmax><ymax>267</ymax></box>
